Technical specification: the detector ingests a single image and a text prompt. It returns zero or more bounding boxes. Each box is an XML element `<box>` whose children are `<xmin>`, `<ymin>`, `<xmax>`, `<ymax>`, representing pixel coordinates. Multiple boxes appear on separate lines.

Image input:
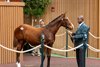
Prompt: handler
<box><xmin>68</xmin><ymin>16</ymin><xmax>90</xmax><ymax>67</ymax></box>
<box><xmin>32</xmin><ymin>19</ymin><xmax>45</xmax><ymax>56</ymax></box>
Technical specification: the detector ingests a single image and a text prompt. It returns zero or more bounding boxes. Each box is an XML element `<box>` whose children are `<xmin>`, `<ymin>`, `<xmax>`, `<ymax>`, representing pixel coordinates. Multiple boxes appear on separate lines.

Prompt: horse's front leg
<box><xmin>40</xmin><ymin>54</ymin><xmax>45</xmax><ymax>67</ymax></box>
<box><xmin>47</xmin><ymin>45</ymin><xmax>52</xmax><ymax>67</ymax></box>
<box><xmin>40</xmin><ymin>47</ymin><xmax>46</xmax><ymax>67</ymax></box>
<box><xmin>16</xmin><ymin>43</ymin><xmax>23</xmax><ymax>67</ymax></box>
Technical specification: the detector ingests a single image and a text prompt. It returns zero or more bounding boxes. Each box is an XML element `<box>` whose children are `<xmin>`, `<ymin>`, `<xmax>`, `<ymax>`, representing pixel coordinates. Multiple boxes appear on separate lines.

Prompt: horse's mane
<box><xmin>45</xmin><ymin>14</ymin><xmax>64</xmax><ymax>28</ymax></box>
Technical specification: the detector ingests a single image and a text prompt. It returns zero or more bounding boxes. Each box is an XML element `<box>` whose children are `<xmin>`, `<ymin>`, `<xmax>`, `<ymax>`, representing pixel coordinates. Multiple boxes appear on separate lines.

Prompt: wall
<box><xmin>99</xmin><ymin>0</ymin><xmax>100</xmax><ymax>58</ymax></box>
<box><xmin>0</xmin><ymin>2</ymin><xmax>24</xmax><ymax>64</ymax></box>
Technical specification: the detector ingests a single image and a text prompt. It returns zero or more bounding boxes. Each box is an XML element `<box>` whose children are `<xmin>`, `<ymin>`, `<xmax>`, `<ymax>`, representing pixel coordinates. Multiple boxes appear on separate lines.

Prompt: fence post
<box><xmin>40</xmin><ymin>33</ymin><xmax>45</xmax><ymax>67</ymax></box>
<box><xmin>66</xmin><ymin>31</ymin><xmax>68</xmax><ymax>57</ymax></box>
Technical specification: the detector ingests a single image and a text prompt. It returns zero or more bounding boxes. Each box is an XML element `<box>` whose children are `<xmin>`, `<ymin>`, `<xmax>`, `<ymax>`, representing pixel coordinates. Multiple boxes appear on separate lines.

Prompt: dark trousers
<box><xmin>76</xmin><ymin>45</ymin><xmax>87</xmax><ymax>67</ymax></box>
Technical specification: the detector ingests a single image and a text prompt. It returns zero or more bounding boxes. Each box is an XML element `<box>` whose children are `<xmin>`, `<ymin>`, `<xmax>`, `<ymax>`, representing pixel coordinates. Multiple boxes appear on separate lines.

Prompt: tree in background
<box><xmin>24</xmin><ymin>0</ymin><xmax>52</xmax><ymax>25</ymax></box>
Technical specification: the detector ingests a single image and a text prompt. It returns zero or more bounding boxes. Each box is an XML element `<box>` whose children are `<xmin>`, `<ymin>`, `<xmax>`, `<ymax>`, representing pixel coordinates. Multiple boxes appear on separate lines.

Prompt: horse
<box><xmin>13</xmin><ymin>13</ymin><xmax>74</xmax><ymax>67</ymax></box>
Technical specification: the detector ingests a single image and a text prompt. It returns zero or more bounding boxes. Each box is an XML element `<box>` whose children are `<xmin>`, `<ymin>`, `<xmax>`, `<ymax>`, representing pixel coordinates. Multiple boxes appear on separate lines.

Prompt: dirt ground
<box><xmin>0</xmin><ymin>54</ymin><xmax>100</xmax><ymax>67</ymax></box>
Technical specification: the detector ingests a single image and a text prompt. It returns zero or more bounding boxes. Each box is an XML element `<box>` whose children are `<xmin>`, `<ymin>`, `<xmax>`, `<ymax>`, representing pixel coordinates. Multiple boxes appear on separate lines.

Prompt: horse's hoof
<box><xmin>40</xmin><ymin>65</ymin><xmax>43</xmax><ymax>67</ymax></box>
<box><xmin>47</xmin><ymin>65</ymin><xmax>50</xmax><ymax>67</ymax></box>
<box><xmin>16</xmin><ymin>62</ymin><xmax>21</xmax><ymax>67</ymax></box>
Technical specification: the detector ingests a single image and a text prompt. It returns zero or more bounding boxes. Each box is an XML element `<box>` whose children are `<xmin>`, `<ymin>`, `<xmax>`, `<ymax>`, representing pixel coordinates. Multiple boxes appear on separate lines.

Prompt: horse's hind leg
<box><xmin>40</xmin><ymin>54</ymin><xmax>45</xmax><ymax>67</ymax></box>
<box><xmin>47</xmin><ymin>45</ymin><xmax>52</xmax><ymax>67</ymax></box>
<box><xmin>16</xmin><ymin>41</ymin><xmax>24</xmax><ymax>67</ymax></box>
<box><xmin>40</xmin><ymin>47</ymin><xmax>46</xmax><ymax>67</ymax></box>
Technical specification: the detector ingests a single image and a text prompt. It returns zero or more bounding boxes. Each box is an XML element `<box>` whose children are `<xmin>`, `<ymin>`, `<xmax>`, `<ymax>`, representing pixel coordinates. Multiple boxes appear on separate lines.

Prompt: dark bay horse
<box><xmin>13</xmin><ymin>13</ymin><xmax>74</xmax><ymax>67</ymax></box>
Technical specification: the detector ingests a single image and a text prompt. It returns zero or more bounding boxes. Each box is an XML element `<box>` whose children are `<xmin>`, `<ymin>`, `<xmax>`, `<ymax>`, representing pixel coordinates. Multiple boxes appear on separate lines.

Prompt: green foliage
<box><xmin>24</xmin><ymin>0</ymin><xmax>51</xmax><ymax>18</ymax></box>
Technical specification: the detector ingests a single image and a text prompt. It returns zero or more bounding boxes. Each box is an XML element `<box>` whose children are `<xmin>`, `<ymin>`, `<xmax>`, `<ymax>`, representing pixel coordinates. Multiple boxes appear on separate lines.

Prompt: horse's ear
<box><xmin>63</xmin><ymin>11</ymin><xmax>68</xmax><ymax>18</ymax></box>
<box><xmin>62</xmin><ymin>13</ymin><xmax>66</xmax><ymax>18</ymax></box>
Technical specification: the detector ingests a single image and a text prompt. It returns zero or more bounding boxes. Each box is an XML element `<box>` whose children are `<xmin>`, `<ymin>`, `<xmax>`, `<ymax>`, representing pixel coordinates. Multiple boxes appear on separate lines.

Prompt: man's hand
<box><xmin>67</xmin><ymin>30</ymin><xmax>73</xmax><ymax>37</ymax></box>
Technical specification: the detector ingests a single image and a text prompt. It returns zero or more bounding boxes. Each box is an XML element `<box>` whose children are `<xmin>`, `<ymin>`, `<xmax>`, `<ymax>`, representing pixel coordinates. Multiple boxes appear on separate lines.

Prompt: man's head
<box><xmin>78</xmin><ymin>15</ymin><xmax>84</xmax><ymax>24</ymax></box>
<box><xmin>39</xmin><ymin>19</ymin><xmax>45</xmax><ymax>27</ymax></box>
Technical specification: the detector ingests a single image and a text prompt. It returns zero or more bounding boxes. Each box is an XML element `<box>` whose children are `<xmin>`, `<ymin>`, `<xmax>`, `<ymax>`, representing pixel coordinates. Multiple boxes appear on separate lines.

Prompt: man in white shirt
<box><xmin>32</xmin><ymin>19</ymin><xmax>45</xmax><ymax>56</ymax></box>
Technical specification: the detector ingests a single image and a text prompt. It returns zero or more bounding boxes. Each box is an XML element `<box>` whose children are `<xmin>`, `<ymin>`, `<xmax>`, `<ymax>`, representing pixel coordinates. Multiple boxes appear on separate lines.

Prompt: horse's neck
<box><xmin>46</xmin><ymin>21</ymin><xmax>62</xmax><ymax>35</ymax></box>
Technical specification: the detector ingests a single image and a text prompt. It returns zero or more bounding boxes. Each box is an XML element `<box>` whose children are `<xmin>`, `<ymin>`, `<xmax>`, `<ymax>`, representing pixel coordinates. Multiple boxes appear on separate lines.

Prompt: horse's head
<box><xmin>61</xmin><ymin>14</ymin><xmax>74</xmax><ymax>30</ymax></box>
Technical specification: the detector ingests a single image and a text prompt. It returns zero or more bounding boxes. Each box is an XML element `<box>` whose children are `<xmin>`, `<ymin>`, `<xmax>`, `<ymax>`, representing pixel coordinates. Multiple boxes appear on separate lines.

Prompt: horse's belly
<box><xmin>24</xmin><ymin>30</ymin><xmax>42</xmax><ymax>45</ymax></box>
<box><xmin>26</xmin><ymin>37</ymin><xmax>41</xmax><ymax>46</ymax></box>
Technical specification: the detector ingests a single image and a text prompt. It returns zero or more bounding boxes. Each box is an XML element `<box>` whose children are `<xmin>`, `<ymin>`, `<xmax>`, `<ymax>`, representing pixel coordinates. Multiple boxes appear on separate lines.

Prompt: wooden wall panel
<box><xmin>88</xmin><ymin>0</ymin><xmax>99</xmax><ymax>58</ymax></box>
<box><xmin>0</xmin><ymin>2</ymin><xmax>24</xmax><ymax>64</ymax></box>
<box><xmin>0</xmin><ymin>8</ymin><xmax>1</xmax><ymax>63</ymax></box>
<box><xmin>99</xmin><ymin>0</ymin><xmax>100</xmax><ymax>58</ymax></box>
<box><xmin>66</xmin><ymin>0</ymin><xmax>78</xmax><ymax>57</ymax></box>
<box><xmin>0</xmin><ymin>0</ymin><xmax>5</xmax><ymax>1</ymax></box>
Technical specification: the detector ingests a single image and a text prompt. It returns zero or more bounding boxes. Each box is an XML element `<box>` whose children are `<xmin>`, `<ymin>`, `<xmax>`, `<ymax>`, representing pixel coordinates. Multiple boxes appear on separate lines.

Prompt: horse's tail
<box><xmin>13</xmin><ymin>36</ymin><xmax>18</xmax><ymax>48</ymax></box>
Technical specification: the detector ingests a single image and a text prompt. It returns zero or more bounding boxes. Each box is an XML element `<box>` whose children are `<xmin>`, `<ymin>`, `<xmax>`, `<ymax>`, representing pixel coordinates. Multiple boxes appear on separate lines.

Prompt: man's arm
<box><xmin>73</xmin><ymin>27</ymin><xmax>90</xmax><ymax>39</ymax></box>
<box><xmin>68</xmin><ymin>31</ymin><xmax>86</xmax><ymax>39</ymax></box>
<box><xmin>73</xmin><ymin>33</ymin><xmax>87</xmax><ymax>39</ymax></box>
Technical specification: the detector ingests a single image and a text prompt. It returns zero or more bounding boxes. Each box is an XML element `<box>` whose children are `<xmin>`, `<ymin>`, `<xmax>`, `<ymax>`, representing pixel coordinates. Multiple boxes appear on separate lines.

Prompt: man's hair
<box><xmin>78</xmin><ymin>15</ymin><xmax>84</xmax><ymax>21</ymax></box>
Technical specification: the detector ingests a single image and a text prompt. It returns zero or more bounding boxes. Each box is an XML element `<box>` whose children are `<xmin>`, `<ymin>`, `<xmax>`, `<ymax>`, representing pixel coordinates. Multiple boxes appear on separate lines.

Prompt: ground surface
<box><xmin>0</xmin><ymin>54</ymin><xmax>100</xmax><ymax>67</ymax></box>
